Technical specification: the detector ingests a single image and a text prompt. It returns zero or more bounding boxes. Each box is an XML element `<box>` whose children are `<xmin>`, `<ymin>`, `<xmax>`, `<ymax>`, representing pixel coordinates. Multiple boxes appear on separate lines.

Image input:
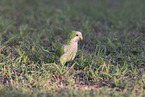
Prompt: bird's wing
<box><xmin>55</xmin><ymin>45</ymin><xmax>65</xmax><ymax>57</ymax></box>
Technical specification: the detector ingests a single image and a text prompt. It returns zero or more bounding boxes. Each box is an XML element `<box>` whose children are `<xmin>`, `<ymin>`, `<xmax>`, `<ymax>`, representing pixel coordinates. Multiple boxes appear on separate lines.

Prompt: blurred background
<box><xmin>0</xmin><ymin>0</ymin><xmax>145</xmax><ymax>51</ymax></box>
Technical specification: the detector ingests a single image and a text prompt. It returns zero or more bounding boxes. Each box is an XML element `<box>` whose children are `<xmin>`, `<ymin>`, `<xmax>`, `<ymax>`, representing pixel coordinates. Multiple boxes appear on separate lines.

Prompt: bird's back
<box><xmin>55</xmin><ymin>45</ymin><xmax>65</xmax><ymax>57</ymax></box>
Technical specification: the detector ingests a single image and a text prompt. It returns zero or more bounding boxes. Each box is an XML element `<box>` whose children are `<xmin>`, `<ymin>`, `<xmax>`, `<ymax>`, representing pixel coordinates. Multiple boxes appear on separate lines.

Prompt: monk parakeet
<box><xmin>55</xmin><ymin>31</ymin><xmax>83</xmax><ymax>65</ymax></box>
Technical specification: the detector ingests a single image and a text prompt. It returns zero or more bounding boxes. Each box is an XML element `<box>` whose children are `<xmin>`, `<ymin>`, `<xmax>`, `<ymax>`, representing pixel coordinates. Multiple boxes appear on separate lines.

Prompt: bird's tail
<box><xmin>42</xmin><ymin>47</ymin><xmax>55</xmax><ymax>53</ymax></box>
<box><xmin>49</xmin><ymin>50</ymin><xmax>55</xmax><ymax>52</ymax></box>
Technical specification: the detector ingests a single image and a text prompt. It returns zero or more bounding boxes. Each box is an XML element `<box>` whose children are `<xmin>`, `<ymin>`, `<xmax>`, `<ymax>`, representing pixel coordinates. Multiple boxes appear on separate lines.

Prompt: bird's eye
<box><xmin>76</xmin><ymin>34</ymin><xmax>78</xmax><ymax>36</ymax></box>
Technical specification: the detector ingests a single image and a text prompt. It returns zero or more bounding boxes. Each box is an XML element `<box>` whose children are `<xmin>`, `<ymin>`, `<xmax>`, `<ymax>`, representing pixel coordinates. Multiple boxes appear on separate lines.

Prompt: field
<box><xmin>0</xmin><ymin>0</ymin><xmax>145</xmax><ymax>96</ymax></box>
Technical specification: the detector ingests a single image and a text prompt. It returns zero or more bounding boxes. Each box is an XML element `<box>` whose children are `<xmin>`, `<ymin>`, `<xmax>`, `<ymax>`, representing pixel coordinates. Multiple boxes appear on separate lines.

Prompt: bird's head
<box><xmin>66</xmin><ymin>31</ymin><xmax>83</xmax><ymax>44</ymax></box>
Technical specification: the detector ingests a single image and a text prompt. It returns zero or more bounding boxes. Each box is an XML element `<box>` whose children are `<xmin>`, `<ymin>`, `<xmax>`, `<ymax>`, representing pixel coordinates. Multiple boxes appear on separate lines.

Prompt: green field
<box><xmin>0</xmin><ymin>0</ymin><xmax>145</xmax><ymax>96</ymax></box>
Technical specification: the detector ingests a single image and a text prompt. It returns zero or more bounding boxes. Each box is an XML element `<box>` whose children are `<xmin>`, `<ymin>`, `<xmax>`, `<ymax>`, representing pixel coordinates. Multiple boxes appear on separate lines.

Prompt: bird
<box><xmin>55</xmin><ymin>31</ymin><xmax>83</xmax><ymax>65</ymax></box>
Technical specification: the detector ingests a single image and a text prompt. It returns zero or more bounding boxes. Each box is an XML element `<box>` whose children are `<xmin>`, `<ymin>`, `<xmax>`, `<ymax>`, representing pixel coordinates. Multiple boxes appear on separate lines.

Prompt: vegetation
<box><xmin>0</xmin><ymin>0</ymin><xmax>145</xmax><ymax>96</ymax></box>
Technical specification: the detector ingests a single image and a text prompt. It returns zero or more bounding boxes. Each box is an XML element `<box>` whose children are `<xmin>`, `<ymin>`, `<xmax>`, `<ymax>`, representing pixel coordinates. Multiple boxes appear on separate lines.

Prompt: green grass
<box><xmin>0</xmin><ymin>0</ymin><xmax>145</xmax><ymax>96</ymax></box>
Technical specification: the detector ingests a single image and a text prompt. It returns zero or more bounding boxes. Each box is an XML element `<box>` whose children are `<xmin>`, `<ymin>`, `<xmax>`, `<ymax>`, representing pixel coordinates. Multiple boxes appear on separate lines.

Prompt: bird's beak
<box><xmin>79</xmin><ymin>37</ymin><xmax>83</xmax><ymax>41</ymax></box>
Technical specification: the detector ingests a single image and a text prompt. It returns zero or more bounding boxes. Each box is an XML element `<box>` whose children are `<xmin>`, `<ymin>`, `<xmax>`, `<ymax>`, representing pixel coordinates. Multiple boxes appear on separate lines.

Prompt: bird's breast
<box><xmin>61</xmin><ymin>43</ymin><xmax>78</xmax><ymax>61</ymax></box>
<box><xmin>64</xmin><ymin>43</ymin><xmax>78</xmax><ymax>52</ymax></box>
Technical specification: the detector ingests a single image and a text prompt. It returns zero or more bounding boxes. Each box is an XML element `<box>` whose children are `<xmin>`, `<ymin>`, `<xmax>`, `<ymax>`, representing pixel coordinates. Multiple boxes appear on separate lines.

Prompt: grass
<box><xmin>0</xmin><ymin>0</ymin><xmax>145</xmax><ymax>96</ymax></box>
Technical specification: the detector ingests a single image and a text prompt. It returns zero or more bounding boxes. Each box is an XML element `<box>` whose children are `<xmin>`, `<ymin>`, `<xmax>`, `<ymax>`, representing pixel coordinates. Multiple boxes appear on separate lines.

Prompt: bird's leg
<box><xmin>60</xmin><ymin>59</ymin><xmax>65</xmax><ymax>66</ymax></box>
<box><xmin>59</xmin><ymin>59</ymin><xmax>66</xmax><ymax>74</ymax></box>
